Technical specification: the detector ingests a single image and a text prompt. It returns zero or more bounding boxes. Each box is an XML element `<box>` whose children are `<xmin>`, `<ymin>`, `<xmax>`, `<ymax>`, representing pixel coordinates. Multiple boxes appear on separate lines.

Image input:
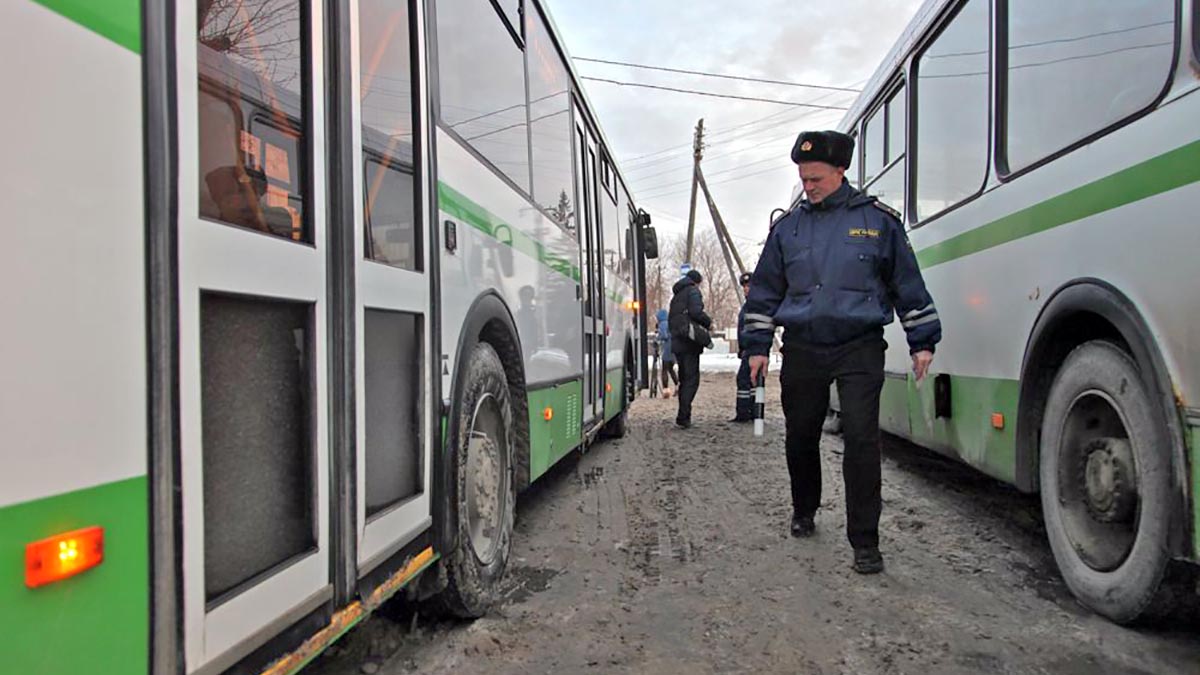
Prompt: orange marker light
<box><xmin>543</xmin><ymin>407</ymin><xmax>554</xmax><ymax>421</ymax></box>
<box><xmin>632</xmin><ymin>301</ymin><xmax>640</xmax><ymax>311</ymax></box>
<box><xmin>605</xmin><ymin>382</ymin><xmax>613</xmax><ymax>393</ymax></box>
<box><xmin>991</xmin><ymin>413</ymin><xmax>1005</xmax><ymax>430</ymax></box>
<box><xmin>26</xmin><ymin>526</ymin><xmax>104</xmax><ymax>588</ymax></box>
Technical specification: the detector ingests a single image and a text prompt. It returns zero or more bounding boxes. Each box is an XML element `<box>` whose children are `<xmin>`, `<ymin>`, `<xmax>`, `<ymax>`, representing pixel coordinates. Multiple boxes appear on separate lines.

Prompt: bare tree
<box><xmin>650</xmin><ymin>231</ymin><xmax>739</xmax><ymax>334</ymax></box>
<box><xmin>199</xmin><ymin>0</ymin><xmax>302</xmax><ymax>87</ymax></box>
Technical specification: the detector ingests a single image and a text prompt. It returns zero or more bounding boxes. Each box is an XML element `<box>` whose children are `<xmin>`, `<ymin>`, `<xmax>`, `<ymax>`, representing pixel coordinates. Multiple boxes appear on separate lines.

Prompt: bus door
<box><xmin>353</xmin><ymin>0</ymin><xmax>433</xmax><ymax>588</ymax></box>
<box><xmin>182</xmin><ymin>4</ymin><xmax>334</xmax><ymax>671</ymax></box>
<box><xmin>574</xmin><ymin>115</ymin><xmax>605</xmax><ymax>426</ymax></box>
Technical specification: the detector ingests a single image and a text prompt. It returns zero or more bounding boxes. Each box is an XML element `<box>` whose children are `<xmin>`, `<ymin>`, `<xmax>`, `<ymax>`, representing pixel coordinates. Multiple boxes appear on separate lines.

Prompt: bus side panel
<box><xmin>528</xmin><ymin>380</ymin><xmax>584</xmax><ymax>480</ymax></box>
<box><xmin>894</xmin><ymin>91</ymin><xmax>1200</xmax><ymax>488</ymax></box>
<box><xmin>0</xmin><ymin>1</ymin><xmax>148</xmax><ymax>673</ymax></box>
<box><xmin>435</xmin><ymin>129</ymin><xmax>585</xmax><ymax>439</ymax></box>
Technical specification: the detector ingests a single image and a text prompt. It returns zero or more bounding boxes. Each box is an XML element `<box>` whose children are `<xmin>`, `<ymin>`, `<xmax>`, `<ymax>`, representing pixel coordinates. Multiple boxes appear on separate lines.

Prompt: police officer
<box><xmin>742</xmin><ymin>130</ymin><xmax>941</xmax><ymax>574</ymax></box>
<box><xmin>731</xmin><ymin>272</ymin><xmax>754</xmax><ymax>423</ymax></box>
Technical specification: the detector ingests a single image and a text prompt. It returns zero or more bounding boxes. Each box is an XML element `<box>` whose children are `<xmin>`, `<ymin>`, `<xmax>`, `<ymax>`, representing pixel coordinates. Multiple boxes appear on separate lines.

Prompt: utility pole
<box><xmin>696</xmin><ymin>167</ymin><xmax>749</xmax><ymax>304</ymax></box>
<box><xmin>684</xmin><ymin>118</ymin><xmax>704</xmax><ymax>266</ymax></box>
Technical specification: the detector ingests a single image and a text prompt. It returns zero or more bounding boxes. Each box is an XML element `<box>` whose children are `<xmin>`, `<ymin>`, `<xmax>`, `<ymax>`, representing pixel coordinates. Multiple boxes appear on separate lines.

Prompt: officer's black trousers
<box><xmin>675</xmin><ymin>349</ymin><xmax>702</xmax><ymax>424</ymax></box>
<box><xmin>735</xmin><ymin>357</ymin><xmax>753</xmax><ymax>419</ymax></box>
<box><xmin>779</xmin><ymin>335</ymin><xmax>885</xmax><ymax>550</ymax></box>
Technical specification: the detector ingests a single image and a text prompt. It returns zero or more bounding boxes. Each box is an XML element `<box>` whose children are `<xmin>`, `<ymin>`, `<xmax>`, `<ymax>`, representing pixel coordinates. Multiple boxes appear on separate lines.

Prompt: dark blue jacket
<box><xmin>655</xmin><ymin>308</ymin><xmax>674</xmax><ymax>363</ymax></box>
<box><xmin>742</xmin><ymin>181</ymin><xmax>941</xmax><ymax>356</ymax></box>
<box><xmin>736</xmin><ymin>303</ymin><xmax>747</xmax><ymax>357</ymax></box>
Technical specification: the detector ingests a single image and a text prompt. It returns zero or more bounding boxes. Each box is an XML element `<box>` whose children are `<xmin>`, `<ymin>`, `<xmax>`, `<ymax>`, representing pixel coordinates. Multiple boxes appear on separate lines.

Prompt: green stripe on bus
<box><xmin>32</xmin><ymin>0</ymin><xmax>141</xmax><ymax>53</ymax></box>
<box><xmin>882</xmin><ymin>373</ymin><xmax>1019</xmax><ymax>484</ymax></box>
<box><xmin>528</xmin><ymin>379</ymin><xmax>584</xmax><ymax>480</ymax></box>
<box><xmin>0</xmin><ymin>475</ymin><xmax>149</xmax><ymax>675</ymax></box>
<box><xmin>438</xmin><ymin>181</ymin><xmax>582</xmax><ymax>283</ymax></box>
<box><xmin>917</xmin><ymin>138</ymin><xmax>1200</xmax><ymax>269</ymax></box>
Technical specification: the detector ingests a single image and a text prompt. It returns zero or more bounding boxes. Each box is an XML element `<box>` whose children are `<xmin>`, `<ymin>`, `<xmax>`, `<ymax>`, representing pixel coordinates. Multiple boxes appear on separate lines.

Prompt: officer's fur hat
<box><xmin>790</xmin><ymin>130</ymin><xmax>854</xmax><ymax>169</ymax></box>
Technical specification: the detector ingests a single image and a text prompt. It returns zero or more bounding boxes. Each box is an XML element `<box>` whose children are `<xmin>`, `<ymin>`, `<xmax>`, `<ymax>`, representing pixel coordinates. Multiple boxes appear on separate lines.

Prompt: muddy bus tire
<box><xmin>436</xmin><ymin>342</ymin><xmax>516</xmax><ymax>619</ymax></box>
<box><xmin>602</xmin><ymin>359</ymin><xmax>634</xmax><ymax>440</ymax></box>
<box><xmin>1039</xmin><ymin>340</ymin><xmax>1173</xmax><ymax>624</ymax></box>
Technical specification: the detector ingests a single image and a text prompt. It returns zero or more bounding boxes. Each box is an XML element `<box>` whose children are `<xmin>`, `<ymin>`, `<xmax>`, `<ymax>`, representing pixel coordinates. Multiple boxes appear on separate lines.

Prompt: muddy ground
<box><xmin>309</xmin><ymin>372</ymin><xmax>1200</xmax><ymax>675</ymax></box>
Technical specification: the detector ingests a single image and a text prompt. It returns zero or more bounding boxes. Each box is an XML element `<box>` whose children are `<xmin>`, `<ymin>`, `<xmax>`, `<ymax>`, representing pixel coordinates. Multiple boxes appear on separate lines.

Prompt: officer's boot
<box><xmin>790</xmin><ymin>513</ymin><xmax>815</xmax><ymax>538</ymax></box>
<box><xmin>852</xmin><ymin>547</ymin><xmax>884</xmax><ymax>574</ymax></box>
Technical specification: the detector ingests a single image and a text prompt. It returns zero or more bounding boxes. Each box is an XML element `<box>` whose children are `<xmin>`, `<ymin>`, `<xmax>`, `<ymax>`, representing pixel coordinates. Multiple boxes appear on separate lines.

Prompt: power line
<box><xmin>579</xmin><ymin>76</ymin><xmax>850</xmax><ymax>109</ymax></box>
<box><xmin>574</xmin><ymin>57</ymin><xmax>863</xmax><ymax>93</ymax></box>
<box><xmin>640</xmin><ymin>163</ymin><xmax>791</xmax><ymax>200</ymax></box>
<box><xmin>618</xmin><ymin>82</ymin><xmax>862</xmax><ymax>166</ymax></box>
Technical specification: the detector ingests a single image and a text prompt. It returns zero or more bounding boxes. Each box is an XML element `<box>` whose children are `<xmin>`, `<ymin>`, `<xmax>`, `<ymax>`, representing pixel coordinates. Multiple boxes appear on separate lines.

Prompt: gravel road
<box><xmin>309</xmin><ymin>372</ymin><xmax>1200</xmax><ymax>675</ymax></box>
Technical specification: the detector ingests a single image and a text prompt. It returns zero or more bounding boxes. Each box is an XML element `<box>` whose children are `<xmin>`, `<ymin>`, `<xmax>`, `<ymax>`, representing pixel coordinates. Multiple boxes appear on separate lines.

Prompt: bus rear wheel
<box><xmin>437</xmin><ymin>342</ymin><xmax>515</xmax><ymax>618</ymax></box>
<box><xmin>1039</xmin><ymin>340</ymin><xmax>1172</xmax><ymax>623</ymax></box>
<box><xmin>602</xmin><ymin>358</ymin><xmax>634</xmax><ymax>439</ymax></box>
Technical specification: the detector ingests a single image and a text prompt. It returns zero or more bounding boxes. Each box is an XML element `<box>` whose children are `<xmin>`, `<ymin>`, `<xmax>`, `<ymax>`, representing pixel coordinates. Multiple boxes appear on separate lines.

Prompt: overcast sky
<box><xmin>543</xmin><ymin>0</ymin><xmax>925</xmax><ymax>253</ymax></box>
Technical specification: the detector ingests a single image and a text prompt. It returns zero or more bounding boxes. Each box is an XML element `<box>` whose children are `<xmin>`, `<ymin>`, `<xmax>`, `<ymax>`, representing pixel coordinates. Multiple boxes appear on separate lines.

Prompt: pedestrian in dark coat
<box><xmin>668</xmin><ymin>269</ymin><xmax>712</xmax><ymax>428</ymax></box>
<box><xmin>742</xmin><ymin>130</ymin><xmax>942</xmax><ymax>574</ymax></box>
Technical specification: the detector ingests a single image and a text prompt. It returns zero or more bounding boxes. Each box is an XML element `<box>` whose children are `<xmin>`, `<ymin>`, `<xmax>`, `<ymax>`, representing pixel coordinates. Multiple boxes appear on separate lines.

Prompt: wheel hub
<box><xmin>1082</xmin><ymin>438</ymin><xmax>1136</xmax><ymax>524</ymax></box>
<box><xmin>465</xmin><ymin>393</ymin><xmax>507</xmax><ymax>566</ymax></box>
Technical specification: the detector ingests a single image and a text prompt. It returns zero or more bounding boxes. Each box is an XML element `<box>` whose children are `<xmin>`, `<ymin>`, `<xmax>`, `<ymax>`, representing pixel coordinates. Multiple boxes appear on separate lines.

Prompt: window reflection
<box><xmin>360</xmin><ymin>0</ymin><xmax>420</xmax><ymax>270</ymax></box>
<box><xmin>915</xmin><ymin>0</ymin><xmax>988</xmax><ymax>221</ymax></box>
<box><xmin>887</xmin><ymin>88</ymin><xmax>906</xmax><ymax>164</ymax></box>
<box><xmin>1005</xmin><ymin>0</ymin><xmax>1174</xmax><ymax>172</ymax></box>
<box><xmin>867</xmin><ymin>160</ymin><xmax>906</xmax><ymax>224</ymax></box>
<box><xmin>526</xmin><ymin>7</ymin><xmax>573</xmax><ymax>230</ymax></box>
<box><xmin>198</xmin><ymin>0</ymin><xmax>307</xmax><ymax>242</ymax></box>
<box><xmin>436</xmin><ymin>0</ymin><xmax>531</xmax><ymax>191</ymax></box>
<box><xmin>862</xmin><ymin>110</ymin><xmax>885</xmax><ymax>185</ymax></box>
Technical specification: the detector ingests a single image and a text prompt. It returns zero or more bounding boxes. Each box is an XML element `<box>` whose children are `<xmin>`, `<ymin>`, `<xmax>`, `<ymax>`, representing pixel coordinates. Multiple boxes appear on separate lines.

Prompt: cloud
<box><xmin>543</xmin><ymin>0</ymin><xmax>924</xmax><ymax>247</ymax></box>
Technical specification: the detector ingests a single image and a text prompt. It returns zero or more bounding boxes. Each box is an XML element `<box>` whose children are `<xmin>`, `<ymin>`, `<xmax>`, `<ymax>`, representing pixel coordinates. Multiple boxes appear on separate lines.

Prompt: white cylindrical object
<box><xmin>753</xmin><ymin>382</ymin><xmax>765</xmax><ymax>436</ymax></box>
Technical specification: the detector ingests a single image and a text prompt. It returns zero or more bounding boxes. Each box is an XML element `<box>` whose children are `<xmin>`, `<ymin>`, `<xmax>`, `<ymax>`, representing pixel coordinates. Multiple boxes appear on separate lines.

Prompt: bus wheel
<box><xmin>602</xmin><ymin>359</ymin><xmax>634</xmax><ymax>439</ymax></box>
<box><xmin>438</xmin><ymin>342</ymin><xmax>515</xmax><ymax>618</ymax></box>
<box><xmin>1039</xmin><ymin>340</ymin><xmax>1172</xmax><ymax>623</ymax></box>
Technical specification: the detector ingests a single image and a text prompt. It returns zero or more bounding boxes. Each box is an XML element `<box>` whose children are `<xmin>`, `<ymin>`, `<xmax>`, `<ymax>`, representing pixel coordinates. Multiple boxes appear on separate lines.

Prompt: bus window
<box><xmin>360</xmin><ymin>0</ymin><xmax>419</xmax><ymax>271</ymax></box>
<box><xmin>494</xmin><ymin>0</ymin><xmax>523</xmax><ymax>41</ymax></box>
<box><xmin>436</xmin><ymin>0</ymin><xmax>531</xmax><ymax>192</ymax></box>
<box><xmin>197</xmin><ymin>0</ymin><xmax>308</xmax><ymax>242</ymax></box>
<box><xmin>1004</xmin><ymin>0</ymin><xmax>1175</xmax><ymax>173</ymax></box>
<box><xmin>887</xmin><ymin>89</ymin><xmax>906</xmax><ymax>164</ymax></box>
<box><xmin>526</xmin><ymin>5</ymin><xmax>573</xmax><ymax>229</ymax></box>
<box><xmin>914</xmin><ymin>0</ymin><xmax>988</xmax><ymax>221</ymax></box>
<box><xmin>862</xmin><ymin>108</ymin><xmax>885</xmax><ymax>185</ymax></box>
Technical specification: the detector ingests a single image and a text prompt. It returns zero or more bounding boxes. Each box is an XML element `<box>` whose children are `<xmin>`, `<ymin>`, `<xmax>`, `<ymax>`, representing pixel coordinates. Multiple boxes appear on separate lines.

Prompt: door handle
<box><xmin>575</xmin><ymin>284</ymin><xmax>582</xmax><ymax>300</ymax></box>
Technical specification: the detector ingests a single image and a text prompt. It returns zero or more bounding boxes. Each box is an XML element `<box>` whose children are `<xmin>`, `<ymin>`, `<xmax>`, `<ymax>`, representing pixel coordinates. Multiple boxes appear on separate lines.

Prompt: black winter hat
<box><xmin>790</xmin><ymin>130</ymin><xmax>855</xmax><ymax>169</ymax></box>
<box><xmin>686</xmin><ymin>269</ymin><xmax>703</xmax><ymax>284</ymax></box>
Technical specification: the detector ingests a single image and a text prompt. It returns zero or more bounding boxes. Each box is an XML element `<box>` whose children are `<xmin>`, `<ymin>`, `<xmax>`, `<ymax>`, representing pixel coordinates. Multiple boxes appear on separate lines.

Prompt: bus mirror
<box><xmin>494</xmin><ymin>224</ymin><xmax>515</xmax><ymax>277</ymax></box>
<box><xmin>769</xmin><ymin>208</ymin><xmax>787</xmax><ymax>230</ymax></box>
<box><xmin>641</xmin><ymin>227</ymin><xmax>659</xmax><ymax>259</ymax></box>
<box><xmin>637</xmin><ymin>209</ymin><xmax>652</xmax><ymax>226</ymax></box>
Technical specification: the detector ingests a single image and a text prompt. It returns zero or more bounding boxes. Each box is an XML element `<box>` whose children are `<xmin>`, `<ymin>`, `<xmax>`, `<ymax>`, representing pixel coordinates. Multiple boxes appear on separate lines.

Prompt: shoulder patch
<box><xmin>872</xmin><ymin>200</ymin><xmax>902</xmax><ymax>222</ymax></box>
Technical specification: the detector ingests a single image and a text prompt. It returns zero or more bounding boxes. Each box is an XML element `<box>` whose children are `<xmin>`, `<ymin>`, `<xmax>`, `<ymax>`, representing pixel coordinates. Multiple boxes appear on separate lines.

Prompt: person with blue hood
<box><xmin>742</xmin><ymin>130</ymin><xmax>941</xmax><ymax>574</ymax></box>
<box><xmin>654</xmin><ymin>307</ymin><xmax>678</xmax><ymax>397</ymax></box>
<box><xmin>668</xmin><ymin>269</ymin><xmax>712</xmax><ymax>428</ymax></box>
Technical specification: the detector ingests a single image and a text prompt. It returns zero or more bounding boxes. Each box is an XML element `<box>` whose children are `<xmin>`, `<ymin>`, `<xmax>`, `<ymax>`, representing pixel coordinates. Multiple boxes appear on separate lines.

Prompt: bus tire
<box><xmin>1039</xmin><ymin>340</ymin><xmax>1172</xmax><ymax>624</ymax></box>
<box><xmin>602</xmin><ymin>359</ymin><xmax>634</xmax><ymax>439</ymax></box>
<box><xmin>436</xmin><ymin>341</ymin><xmax>516</xmax><ymax>618</ymax></box>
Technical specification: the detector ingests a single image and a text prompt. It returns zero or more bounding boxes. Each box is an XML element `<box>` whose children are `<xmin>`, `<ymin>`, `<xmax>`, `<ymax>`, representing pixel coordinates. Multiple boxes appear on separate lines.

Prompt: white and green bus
<box><xmin>827</xmin><ymin>0</ymin><xmax>1200</xmax><ymax>622</ymax></box>
<box><xmin>0</xmin><ymin>0</ymin><xmax>659</xmax><ymax>673</ymax></box>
